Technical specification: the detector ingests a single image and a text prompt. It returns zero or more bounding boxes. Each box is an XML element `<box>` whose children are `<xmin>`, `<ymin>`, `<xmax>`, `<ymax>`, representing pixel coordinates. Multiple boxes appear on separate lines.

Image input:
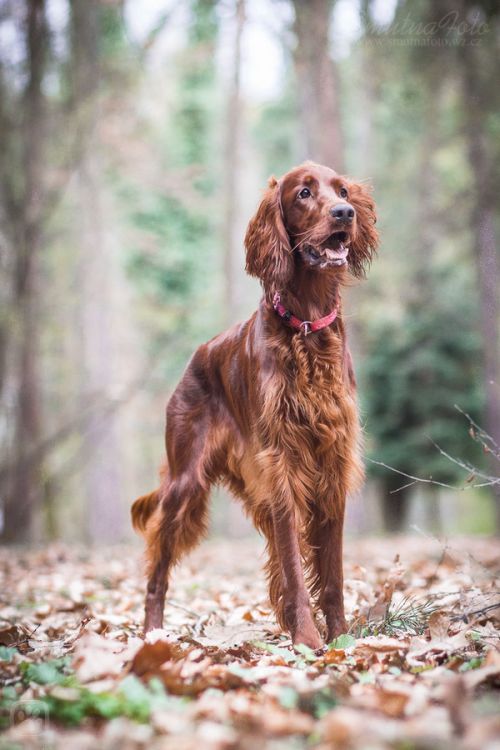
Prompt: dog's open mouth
<box><xmin>302</xmin><ymin>231</ymin><xmax>350</xmax><ymax>268</ymax></box>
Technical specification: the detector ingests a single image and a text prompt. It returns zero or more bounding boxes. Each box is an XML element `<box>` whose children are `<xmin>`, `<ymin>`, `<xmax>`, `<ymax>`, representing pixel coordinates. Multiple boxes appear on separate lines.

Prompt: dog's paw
<box><xmin>326</xmin><ymin>616</ymin><xmax>348</xmax><ymax>644</ymax></box>
<box><xmin>293</xmin><ymin>625</ymin><xmax>323</xmax><ymax>651</ymax></box>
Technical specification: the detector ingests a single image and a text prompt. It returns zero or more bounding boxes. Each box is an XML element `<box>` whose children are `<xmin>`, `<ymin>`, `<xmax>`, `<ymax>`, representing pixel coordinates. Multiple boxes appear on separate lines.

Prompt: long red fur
<box><xmin>132</xmin><ymin>161</ymin><xmax>378</xmax><ymax>647</ymax></box>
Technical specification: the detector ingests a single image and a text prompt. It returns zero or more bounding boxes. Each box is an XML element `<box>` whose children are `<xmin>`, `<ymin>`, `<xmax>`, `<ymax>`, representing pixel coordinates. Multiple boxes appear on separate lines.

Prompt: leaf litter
<box><xmin>0</xmin><ymin>535</ymin><xmax>498</xmax><ymax>749</ymax></box>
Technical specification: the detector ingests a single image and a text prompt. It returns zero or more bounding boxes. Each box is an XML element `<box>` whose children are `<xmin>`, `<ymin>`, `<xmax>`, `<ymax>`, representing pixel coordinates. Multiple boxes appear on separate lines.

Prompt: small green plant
<box><xmin>383</xmin><ymin>596</ymin><xmax>439</xmax><ymax>635</ymax></box>
<box><xmin>459</xmin><ymin>657</ymin><xmax>484</xmax><ymax>672</ymax></box>
<box><xmin>0</xmin><ymin>685</ymin><xmax>20</xmax><ymax>729</ymax></box>
<box><xmin>8</xmin><ymin>653</ymin><xmax>182</xmax><ymax>727</ymax></box>
<box><xmin>20</xmin><ymin>657</ymin><xmax>71</xmax><ymax>686</ymax></box>
<box><xmin>360</xmin><ymin>596</ymin><xmax>439</xmax><ymax>637</ymax></box>
<box><xmin>41</xmin><ymin>676</ymin><xmax>175</xmax><ymax>726</ymax></box>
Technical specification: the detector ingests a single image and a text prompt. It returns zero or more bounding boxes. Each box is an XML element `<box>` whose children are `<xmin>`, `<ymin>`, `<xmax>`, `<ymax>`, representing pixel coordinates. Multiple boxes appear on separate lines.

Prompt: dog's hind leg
<box><xmin>143</xmin><ymin>403</ymin><xmax>226</xmax><ymax>633</ymax></box>
<box><xmin>144</xmin><ymin>471</ymin><xmax>210</xmax><ymax>632</ymax></box>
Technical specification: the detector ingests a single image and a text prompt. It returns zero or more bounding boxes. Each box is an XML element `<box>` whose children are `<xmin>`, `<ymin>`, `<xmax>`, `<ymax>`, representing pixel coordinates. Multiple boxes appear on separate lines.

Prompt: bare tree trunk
<box><xmin>292</xmin><ymin>0</ymin><xmax>343</xmax><ymax>171</ymax></box>
<box><xmin>460</xmin><ymin>33</ymin><xmax>500</xmax><ymax>533</ymax></box>
<box><xmin>0</xmin><ymin>70</ymin><xmax>13</xmax><ymax>406</ymax></box>
<box><xmin>70</xmin><ymin>0</ymin><xmax>125</xmax><ymax>543</ymax></box>
<box><xmin>381</xmin><ymin>479</ymin><xmax>410</xmax><ymax>533</ymax></box>
<box><xmin>2</xmin><ymin>0</ymin><xmax>47</xmax><ymax>543</ymax></box>
<box><xmin>357</xmin><ymin>0</ymin><xmax>376</xmax><ymax>175</ymax></box>
<box><xmin>223</xmin><ymin>0</ymin><xmax>245</xmax><ymax>326</ymax></box>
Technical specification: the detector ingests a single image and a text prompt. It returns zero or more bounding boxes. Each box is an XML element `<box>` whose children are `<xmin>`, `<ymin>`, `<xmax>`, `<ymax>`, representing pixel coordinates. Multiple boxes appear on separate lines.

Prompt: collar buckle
<box><xmin>273</xmin><ymin>290</ymin><xmax>339</xmax><ymax>335</ymax></box>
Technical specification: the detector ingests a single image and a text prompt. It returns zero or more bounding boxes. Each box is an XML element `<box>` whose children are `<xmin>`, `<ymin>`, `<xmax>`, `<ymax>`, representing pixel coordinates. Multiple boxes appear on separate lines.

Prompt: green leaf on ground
<box><xmin>294</xmin><ymin>643</ymin><xmax>317</xmax><ymax>661</ymax></box>
<box><xmin>253</xmin><ymin>641</ymin><xmax>297</xmax><ymax>663</ymax></box>
<box><xmin>20</xmin><ymin>657</ymin><xmax>71</xmax><ymax>686</ymax></box>
<box><xmin>327</xmin><ymin>634</ymin><xmax>356</xmax><ymax>650</ymax></box>
<box><xmin>0</xmin><ymin>646</ymin><xmax>17</xmax><ymax>662</ymax></box>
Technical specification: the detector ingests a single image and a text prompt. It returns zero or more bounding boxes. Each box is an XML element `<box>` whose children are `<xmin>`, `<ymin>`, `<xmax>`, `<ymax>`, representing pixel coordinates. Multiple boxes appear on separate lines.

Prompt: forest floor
<box><xmin>0</xmin><ymin>535</ymin><xmax>499</xmax><ymax>750</ymax></box>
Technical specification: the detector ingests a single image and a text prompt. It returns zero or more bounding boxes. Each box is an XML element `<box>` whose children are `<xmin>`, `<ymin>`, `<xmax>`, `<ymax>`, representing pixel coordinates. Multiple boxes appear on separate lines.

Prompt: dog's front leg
<box><xmin>313</xmin><ymin>513</ymin><xmax>348</xmax><ymax>642</ymax></box>
<box><xmin>271</xmin><ymin>505</ymin><xmax>322</xmax><ymax>649</ymax></box>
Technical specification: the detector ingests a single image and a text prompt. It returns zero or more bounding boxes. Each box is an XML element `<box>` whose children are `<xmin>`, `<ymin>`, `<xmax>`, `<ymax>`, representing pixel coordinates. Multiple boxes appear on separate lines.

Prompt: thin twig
<box><xmin>367</xmin><ymin>458</ymin><xmax>492</xmax><ymax>491</ymax></box>
<box><xmin>390</xmin><ymin>480</ymin><xmax>417</xmax><ymax>493</ymax></box>
<box><xmin>367</xmin><ymin>457</ymin><xmax>499</xmax><ymax>492</ymax></box>
<box><xmin>454</xmin><ymin>404</ymin><xmax>500</xmax><ymax>458</ymax></box>
<box><xmin>451</xmin><ymin>602</ymin><xmax>500</xmax><ymax>623</ymax></box>
<box><xmin>427</xmin><ymin>437</ymin><xmax>499</xmax><ymax>483</ymax></box>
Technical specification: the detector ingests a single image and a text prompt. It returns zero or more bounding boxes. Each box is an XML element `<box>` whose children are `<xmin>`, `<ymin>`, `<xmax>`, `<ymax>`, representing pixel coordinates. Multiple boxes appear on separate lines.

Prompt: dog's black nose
<box><xmin>330</xmin><ymin>204</ymin><xmax>355</xmax><ymax>223</ymax></box>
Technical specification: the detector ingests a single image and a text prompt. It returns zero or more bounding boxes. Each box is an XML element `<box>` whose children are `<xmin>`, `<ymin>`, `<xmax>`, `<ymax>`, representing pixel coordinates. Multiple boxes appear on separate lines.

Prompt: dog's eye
<box><xmin>339</xmin><ymin>187</ymin><xmax>348</xmax><ymax>199</ymax></box>
<box><xmin>298</xmin><ymin>187</ymin><xmax>311</xmax><ymax>199</ymax></box>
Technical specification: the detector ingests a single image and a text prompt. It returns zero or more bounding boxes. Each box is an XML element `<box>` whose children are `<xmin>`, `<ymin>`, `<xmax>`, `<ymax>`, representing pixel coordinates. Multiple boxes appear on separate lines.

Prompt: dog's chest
<box><xmin>288</xmin><ymin>367</ymin><xmax>353</xmax><ymax>437</ymax></box>
<box><xmin>256</xmin><ymin>335</ymin><xmax>363</xmax><ymax>504</ymax></box>
<box><xmin>270</xmin><ymin>335</ymin><xmax>357</xmax><ymax>446</ymax></box>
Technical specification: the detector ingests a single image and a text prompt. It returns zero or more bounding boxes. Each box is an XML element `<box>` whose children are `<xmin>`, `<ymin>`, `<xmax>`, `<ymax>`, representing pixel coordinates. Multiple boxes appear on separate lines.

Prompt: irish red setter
<box><xmin>132</xmin><ymin>162</ymin><xmax>378</xmax><ymax>648</ymax></box>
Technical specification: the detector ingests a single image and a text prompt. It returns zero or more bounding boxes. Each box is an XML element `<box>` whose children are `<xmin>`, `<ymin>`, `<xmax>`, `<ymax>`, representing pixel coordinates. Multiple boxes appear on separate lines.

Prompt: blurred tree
<box><xmin>223</xmin><ymin>0</ymin><xmax>245</xmax><ymax>325</ymax></box>
<box><xmin>356</xmin><ymin>0</ymin><xmax>377</xmax><ymax>175</ymax></box>
<box><xmin>363</xmin><ymin>285</ymin><xmax>484</xmax><ymax>531</ymax></box>
<box><xmin>172</xmin><ymin>0</ymin><xmax>218</xmax><ymax>174</ymax></box>
<box><xmin>292</xmin><ymin>0</ymin><xmax>343</xmax><ymax>170</ymax></box>
<box><xmin>354</xmin><ymin>0</ymin><xmax>498</xmax><ymax>532</ymax></box>
<box><xmin>0</xmin><ymin>0</ymin><xmax>49</xmax><ymax>542</ymax></box>
<box><xmin>124</xmin><ymin>0</ymin><xmax>220</xmax><ymax>386</ymax></box>
<box><xmin>253</xmin><ymin>91</ymin><xmax>298</xmax><ymax>178</ymax></box>
<box><xmin>69</xmin><ymin>0</ymin><xmax>126</xmax><ymax>543</ymax></box>
<box><xmin>456</xmin><ymin>0</ymin><xmax>500</xmax><ymax>530</ymax></box>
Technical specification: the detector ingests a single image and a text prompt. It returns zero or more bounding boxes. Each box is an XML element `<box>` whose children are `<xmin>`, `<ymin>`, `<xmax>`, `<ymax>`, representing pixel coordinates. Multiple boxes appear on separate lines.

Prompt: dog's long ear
<box><xmin>347</xmin><ymin>180</ymin><xmax>379</xmax><ymax>278</ymax></box>
<box><xmin>245</xmin><ymin>176</ymin><xmax>294</xmax><ymax>295</ymax></box>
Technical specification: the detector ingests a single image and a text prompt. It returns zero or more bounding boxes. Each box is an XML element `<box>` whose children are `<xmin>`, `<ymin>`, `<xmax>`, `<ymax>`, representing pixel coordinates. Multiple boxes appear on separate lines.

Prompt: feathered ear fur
<box><xmin>244</xmin><ymin>176</ymin><xmax>294</xmax><ymax>295</ymax></box>
<box><xmin>347</xmin><ymin>181</ymin><xmax>379</xmax><ymax>278</ymax></box>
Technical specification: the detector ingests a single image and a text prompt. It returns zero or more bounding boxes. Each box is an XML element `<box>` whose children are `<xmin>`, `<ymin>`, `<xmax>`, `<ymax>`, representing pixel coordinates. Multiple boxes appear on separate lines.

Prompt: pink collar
<box><xmin>272</xmin><ymin>292</ymin><xmax>339</xmax><ymax>336</ymax></box>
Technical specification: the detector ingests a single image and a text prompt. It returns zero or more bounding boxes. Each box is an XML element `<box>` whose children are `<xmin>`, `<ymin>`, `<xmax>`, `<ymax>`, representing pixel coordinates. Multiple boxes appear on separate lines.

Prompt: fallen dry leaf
<box><xmin>131</xmin><ymin>638</ymin><xmax>186</xmax><ymax>676</ymax></box>
<box><xmin>407</xmin><ymin>629</ymin><xmax>469</xmax><ymax>664</ymax></box>
<box><xmin>323</xmin><ymin>648</ymin><xmax>347</xmax><ymax>664</ymax></box>
<box><xmin>428</xmin><ymin>610</ymin><xmax>451</xmax><ymax>639</ymax></box>
<box><xmin>354</xmin><ymin>635</ymin><xmax>409</xmax><ymax>660</ymax></box>
<box><xmin>196</xmin><ymin>622</ymin><xmax>274</xmax><ymax>648</ymax></box>
<box><xmin>0</xmin><ymin>623</ymin><xmax>25</xmax><ymax>646</ymax></box>
<box><xmin>72</xmin><ymin>632</ymin><xmax>128</xmax><ymax>682</ymax></box>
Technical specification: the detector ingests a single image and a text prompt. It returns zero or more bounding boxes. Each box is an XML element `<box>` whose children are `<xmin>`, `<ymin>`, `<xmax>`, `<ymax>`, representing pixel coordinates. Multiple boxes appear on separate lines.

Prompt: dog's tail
<box><xmin>132</xmin><ymin>462</ymin><xmax>168</xmax><ymax>535</ymax></box>
<box><xmin>131</xmin><ymin>489</ymin><xmax>160</xmax><ymax>534</ymax></box>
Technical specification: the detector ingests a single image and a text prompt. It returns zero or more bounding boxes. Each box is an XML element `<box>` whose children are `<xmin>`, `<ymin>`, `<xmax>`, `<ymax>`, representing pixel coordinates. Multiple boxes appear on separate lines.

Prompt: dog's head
<box><xmin>245</xmin><ymin>162</ymin><xmax>378</xmax><ymax>294</ymax></box>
